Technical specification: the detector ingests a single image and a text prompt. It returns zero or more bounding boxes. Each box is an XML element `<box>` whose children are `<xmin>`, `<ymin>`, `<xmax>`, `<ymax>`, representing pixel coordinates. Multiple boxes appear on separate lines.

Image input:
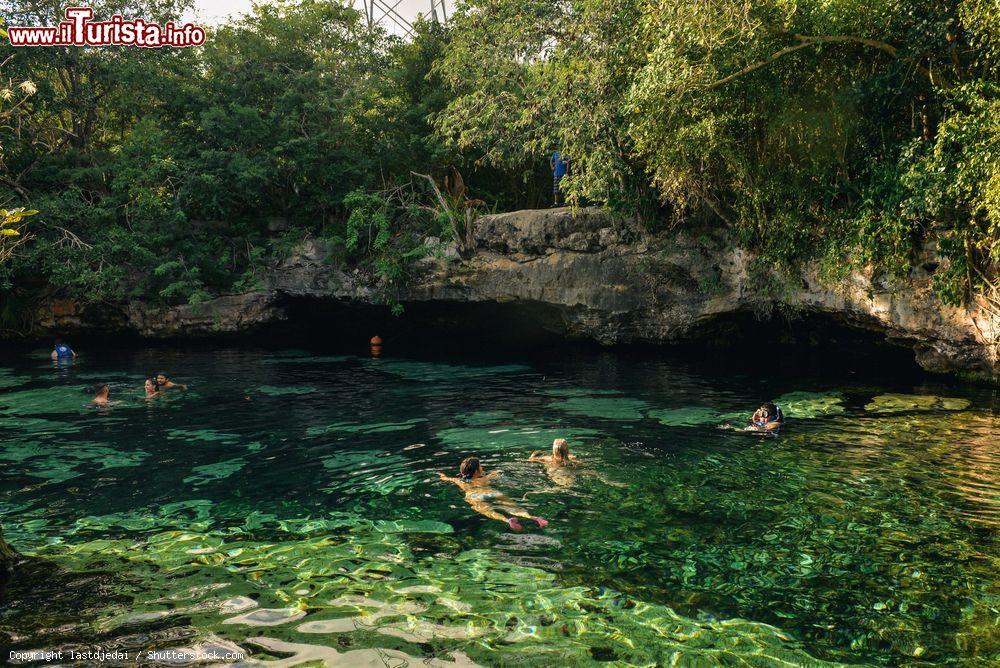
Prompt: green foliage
<box><xmin>341</xmin><ymin>184</ymin><xmax>438</xmax><ymax>315</ymax></box>
<box><xmin>437</xmin><ymin>0</ymin><xmax>1000</xmax><ymax>303</ymax></box>
<box><xmin>0</xmin><ymin>0</ymin><xmax>998</xmax><ymax>316</ymax></box>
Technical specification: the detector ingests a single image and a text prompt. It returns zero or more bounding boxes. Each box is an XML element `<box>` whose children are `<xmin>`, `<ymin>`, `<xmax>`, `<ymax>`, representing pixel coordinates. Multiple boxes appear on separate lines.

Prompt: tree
<box><xmin>436</xmin><ymin>0</ymin><xmax>1000</xmax><ymax>304</ymax></box>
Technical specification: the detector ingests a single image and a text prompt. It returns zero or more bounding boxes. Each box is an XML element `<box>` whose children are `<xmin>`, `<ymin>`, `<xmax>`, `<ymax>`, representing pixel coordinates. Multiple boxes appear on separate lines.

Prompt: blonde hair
<box><xmin>552</xmin><ymin>438</ymin><xmax>569</xmax><ymax>460</ymax></box>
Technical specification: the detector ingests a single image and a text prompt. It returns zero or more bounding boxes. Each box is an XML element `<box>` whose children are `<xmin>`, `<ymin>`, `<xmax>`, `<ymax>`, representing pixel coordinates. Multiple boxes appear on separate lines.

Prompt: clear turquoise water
<box><xmin>1</xmin><ymin>344</ymin><xmax>998</xmax><ymax>666</ymax></box>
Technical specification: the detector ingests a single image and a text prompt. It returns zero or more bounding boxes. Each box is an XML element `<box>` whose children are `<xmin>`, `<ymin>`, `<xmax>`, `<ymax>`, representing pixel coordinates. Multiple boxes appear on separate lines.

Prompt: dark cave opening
<box><xmin>267</xmin><ymin>298</ymin><xmax>926</xmax><ymax>382</ymax></box>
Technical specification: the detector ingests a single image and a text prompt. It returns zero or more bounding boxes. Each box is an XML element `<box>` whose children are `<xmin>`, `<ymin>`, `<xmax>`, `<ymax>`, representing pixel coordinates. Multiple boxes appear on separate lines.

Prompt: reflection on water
<box><xmin>0</xmin><ymin>345</ymin><xmax>998</xmax><ymax>666</ymax></box>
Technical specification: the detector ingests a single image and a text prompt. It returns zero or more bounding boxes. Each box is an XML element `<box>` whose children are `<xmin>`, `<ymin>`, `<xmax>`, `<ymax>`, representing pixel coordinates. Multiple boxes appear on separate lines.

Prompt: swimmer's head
<box><xmin>761</xmin><ymin>402</ymin><xmax>777</xmax><ymax>418</ymax></box>
<box><xmin>90</xmin><ymin>383</ymin><xmax>109</xmax><ymax>397</ymax></box>
<box><xmin>460</xmin><ymin>457</ymin><xmax>482</xmax><ymax>481</ymax></box>
<box><xmin>156</xmin><ymin>373</ymin><xmax>168</xmax><ymax>386</ymax></box>
<box><xmin>552</xmin><ymin>438</ymin><xmax>569</xmax><ymax>460</ymax></box>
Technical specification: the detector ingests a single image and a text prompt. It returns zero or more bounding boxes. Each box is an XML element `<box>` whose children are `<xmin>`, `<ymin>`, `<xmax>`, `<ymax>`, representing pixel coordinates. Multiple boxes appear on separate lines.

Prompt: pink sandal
<box><xmin>507</xmin><ymin>517</ymin><xmax>523</xmax><ymax>531</ymax></box>
<box><xmin>533</xmin><ymin>517</ymin><xmax>549</xmax><ymax>528</ymax></box>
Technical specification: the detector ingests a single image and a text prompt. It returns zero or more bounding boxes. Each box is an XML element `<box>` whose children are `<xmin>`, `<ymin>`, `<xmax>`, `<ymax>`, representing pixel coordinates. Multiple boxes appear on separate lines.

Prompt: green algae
<box><xmin>318</xmin><ymin>450</ymin><xmax>419</xmax><ymax>495</ymax></box>
<box><xmin>165</xmin><ymin>428</ymin><xmax>261</xmax><ymax>451</ymax></box>
<box><xmin>865</xmin><ymin>393</ymin><xmax>972</xmax><ymax>414</ymax></box>
<box><xmin>373</xmin><ymin>519</ymin><xmax>454</xmax><ymax>534</ymax></box>
<box><xmin>306</xmin><ymin>418</ymin><xmax>426</xmax><ymax>437</ymax></box>
<box><xmin>0</xmin><ymin>368</ymin><xmax>30</xmax><ymax>389</ymax></box>
<box><xmin>184</xmin><ymin>458</ymin><xmax>248</xmax><ymax>486</ymax></box>
<box><xmin>539</xmin><ymin>388</ymin><xmax>624</xmax><ymax>397</ymax></box>
<box><xmin>774</xmin><ymin>391</ymin><xmax>846</xmax><ymax>418</ymax></box>
<box><xmin>4</xmin><ymin>350</ymin><xmax>1000</xmax><ymax>667</ymax></box>
<box><xmin>0</xmin><ymin>386</ymin><xmax>91</xmax><ymax>415</ymax></box>
<box><xmin>0</xmin><ymin>439</ymin><xmax>150</xmax><ymax>482</ymax></box>
<box><xmin>2</xmin><ymin>416</ymin><xmax>84</xmax><ymax>435</ymax></box>
<box><xmin>27</xmin><ymin>510</ymin><xmax>839</xmax><ymax>667</ymax></box>
<box><xmin>456</xmin><ymin>410</ymin><xmax>516</xmax><ymax>426</ymax></box>
<box><xmin>551</xmin><ymin>395</ymin><xmax>651</xmax><ymax>420</ymax></box>
<box><xmin>647</xmin><ymin>392</ymin><xmax>845</xmax><ymax>427</ymax></box>
<box><xmin>255</xmin><ymin>385</ymin><xmax>319</xmax><ymax>396</ymax></box>
<box><xmin>646</xmin><ymin>406</ymin><xmax>721</xmax><ymax>426</ymax></box>
<box><xmin>435</xmin><ymin>424</ymin><xmax>605</xmax><ymax>453</ymax></box>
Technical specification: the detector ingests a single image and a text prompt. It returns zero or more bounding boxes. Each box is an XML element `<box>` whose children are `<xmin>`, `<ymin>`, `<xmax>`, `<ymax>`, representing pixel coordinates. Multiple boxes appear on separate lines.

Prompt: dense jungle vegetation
<box><xmin>0</xmin><ymin>0</ymin><xmax>997</xmax><ymax>327</ymax></box>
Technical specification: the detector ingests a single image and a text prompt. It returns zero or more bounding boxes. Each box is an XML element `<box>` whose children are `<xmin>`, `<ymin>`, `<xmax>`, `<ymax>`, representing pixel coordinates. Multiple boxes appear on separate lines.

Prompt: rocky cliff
<box><xmin>34</xmin><ymin>208</ymin><xmax>1000</xmax><ymax>382</ymax></box>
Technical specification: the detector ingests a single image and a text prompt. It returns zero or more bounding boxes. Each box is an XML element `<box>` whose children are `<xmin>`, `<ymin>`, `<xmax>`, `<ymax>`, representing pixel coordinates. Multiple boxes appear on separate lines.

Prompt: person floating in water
<box><xmin>51</xmin><ymin>338</ymin><xmax>77</xmax><ymax>361</ymax></box>
<box><xmin>529</xmin><ymin>438</ymin><xmax>579</xmax><ymax>487</ymax></box>
<box><xmin>438</xmin><ymin>457</ymin><xmax>548</xmax><ymax>531</ymax></box>
<box><xmin>155</xmin><ymin>373</ymin><xmax>187</xmax><ymax>390</ymax></box>
<box><xmin>528</xmin><ymin>438</ymin><xmax>622</xmax><ymax>488</ymax></box>
<box><xmin>90</xmin><ymin>384</ymin><xmax>111</xmax><ymax>406</ymax></box>
<box><xmin>529</xmin><ymin>438</ymin><xmax>578</xmax><ymax>465</ymax></box>
<box><xmin>748</xmin><ymin>402</ymin><xmax>784</xmax><ymax>433</ymax></box>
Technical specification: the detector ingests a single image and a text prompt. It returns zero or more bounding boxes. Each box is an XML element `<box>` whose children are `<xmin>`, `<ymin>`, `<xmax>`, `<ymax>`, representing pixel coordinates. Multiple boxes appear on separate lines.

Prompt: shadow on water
<box><xmin>268</xmin><ymin>298</ymin><xmax>931</xmax><ymax>385</ymax></box>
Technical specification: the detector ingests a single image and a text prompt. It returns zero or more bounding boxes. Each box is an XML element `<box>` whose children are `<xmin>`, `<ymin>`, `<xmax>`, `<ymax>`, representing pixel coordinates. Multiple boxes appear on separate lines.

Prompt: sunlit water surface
<box><xmin>1</xmin><ymin>344</ymin><xmax>999</xmax><ymax>667</ymax></box>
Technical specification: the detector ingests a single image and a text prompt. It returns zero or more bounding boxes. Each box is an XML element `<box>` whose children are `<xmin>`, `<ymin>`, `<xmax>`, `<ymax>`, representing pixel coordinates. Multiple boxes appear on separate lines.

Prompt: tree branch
<box><xmin>708</xmin><ymin>33</ymin><xmax>939</xmax><ymax>90</ymax></box>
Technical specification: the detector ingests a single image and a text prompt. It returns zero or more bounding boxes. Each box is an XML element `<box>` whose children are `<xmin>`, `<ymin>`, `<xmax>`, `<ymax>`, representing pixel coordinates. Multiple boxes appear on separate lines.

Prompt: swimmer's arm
<box><xmin>165</xmin><ymin>381</ymin><xmax>188</xmax><ymax>389</ymax></box>
<box><xmin>528</xmin><ymin>451</ymin><xmax>545</xmax><ymax>461</ymax></box>
<box><xmin>483</xmin><ymin>470</ymin><xmax>501</xmax><ymax>480</ymax></box>
<box><xmin>437</xmin><ymin>473</ymin><xmax>462</xmax><ymax>485</ymax></box>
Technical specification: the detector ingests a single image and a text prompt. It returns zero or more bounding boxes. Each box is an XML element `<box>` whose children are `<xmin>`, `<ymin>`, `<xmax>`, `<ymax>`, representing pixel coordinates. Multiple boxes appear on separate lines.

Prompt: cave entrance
<box><xmin>274</xmin><ymin>297</ymin><xmax>569</xmax><ymax>357</ymax></box>
<box><xmin>270</xmin><ymin>298</ymin><xmax>927</xmax><ymax>381</ymax></box>
<box><xmin>666</xmin><ymin>309</ymin><xmax>926</xmax><ymax>381</ymax></box>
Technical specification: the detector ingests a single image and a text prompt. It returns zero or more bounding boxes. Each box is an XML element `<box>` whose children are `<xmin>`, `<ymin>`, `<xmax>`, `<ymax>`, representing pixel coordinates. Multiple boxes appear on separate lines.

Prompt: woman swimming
<box><xmin>529</xmin><ymin>438</ymin><xmax>578</xmax><ymax>465</ymax></box>
<box><xmin>528</xmin><ymin>438</ymin><xmax>579</xmax><ymax>486</ymax></box>
<box><xmin>438</xmin><ymin>457</ymin><xmax>548</xmax><ymax>531</ymax></box>
<box><xmin>528</xmin><ymin>438</ymin><xmax>622</xmax><ymax>488</ymax></box>
<box><xmin>90</xmin><ymin>383</ymin><xmax>111</xmax><ymax>406</ymax></box>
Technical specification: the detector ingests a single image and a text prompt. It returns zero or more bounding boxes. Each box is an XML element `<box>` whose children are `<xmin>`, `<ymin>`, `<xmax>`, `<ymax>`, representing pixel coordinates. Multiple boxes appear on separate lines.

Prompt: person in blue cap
<box><xmin>51</xmin><ymin>338</ymin><xmax>77</xmax><ymax>361</ymax></box>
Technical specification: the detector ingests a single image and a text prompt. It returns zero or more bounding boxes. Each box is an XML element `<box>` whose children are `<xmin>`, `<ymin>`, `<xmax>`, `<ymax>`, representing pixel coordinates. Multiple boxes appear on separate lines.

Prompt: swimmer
<box><xmin>144</xmin><ymin>377</ymin><xmax>162</xmax><ymax>397</ymax></box>
<box><xmin>90</xmin><ymin>383</ymin><xmax>111</xmax><ymax>405</ymax></box>
<box><xmin>153</xmin><ymin>373</ymin><xmax>187</xmax><ymax>390</ymax></box>
<box><xmin>51</xmin><ymin>338</ymin><xmax>77</xmax><ymax>361</ymax></box>
<box><xmin>438</xmin><ymin>457</ymin><xmax>548</xmax><ymax>531</ymax></box>
<box><xmin>747</xmin><ymin>401</ymin><xmax>784</xmax><ymax>433</ymax></box>
<box><xmin>528</xmin><ymin>438</ymin><xmax>623</xmax><ymax>488</ymax></box>
<box><xmin>528</xmin><ymin>438</ymin><xmax>578</xmax><ymax>465</ymax></box>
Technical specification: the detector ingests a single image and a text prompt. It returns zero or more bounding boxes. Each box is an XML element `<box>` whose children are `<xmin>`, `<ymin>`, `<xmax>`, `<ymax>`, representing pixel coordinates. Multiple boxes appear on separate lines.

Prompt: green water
<box><xmin>1</xmin><ymin>345</ymin><xmax>999</xmax><ymax>666</ymax></box>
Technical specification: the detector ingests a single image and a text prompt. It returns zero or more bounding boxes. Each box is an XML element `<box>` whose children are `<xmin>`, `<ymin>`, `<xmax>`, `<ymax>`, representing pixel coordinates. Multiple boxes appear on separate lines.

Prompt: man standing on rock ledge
<box><xmin>550</xmin><ymin>150</ymin><xmax>569</xmax><ymax>207</ymax></box>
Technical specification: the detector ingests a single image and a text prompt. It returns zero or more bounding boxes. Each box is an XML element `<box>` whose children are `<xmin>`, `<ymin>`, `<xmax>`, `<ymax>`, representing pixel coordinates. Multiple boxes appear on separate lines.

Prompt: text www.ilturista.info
<box><xmin>7</xmin><ymin>7</ymin><xmax>205</xmax><ymax>48</ymax></box>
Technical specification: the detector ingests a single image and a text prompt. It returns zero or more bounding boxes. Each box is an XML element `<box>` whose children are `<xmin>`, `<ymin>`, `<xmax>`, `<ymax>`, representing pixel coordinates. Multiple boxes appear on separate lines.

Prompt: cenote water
<box><xmin>1</xmin><ymin>339</ymin><xmax>999</xmax><ymax>666</ymax></box>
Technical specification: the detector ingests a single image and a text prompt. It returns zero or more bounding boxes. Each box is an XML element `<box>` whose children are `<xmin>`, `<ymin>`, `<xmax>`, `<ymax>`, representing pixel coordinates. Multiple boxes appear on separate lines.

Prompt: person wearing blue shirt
<box><xmin>550</xmin><ymin>151</ymin><xmax>569</xmax><ymax>207</ymax></box>
<box><xmin>51</xmin><ymin>338</ymin><xmax>77</xmax><ymax>361</ymax></box>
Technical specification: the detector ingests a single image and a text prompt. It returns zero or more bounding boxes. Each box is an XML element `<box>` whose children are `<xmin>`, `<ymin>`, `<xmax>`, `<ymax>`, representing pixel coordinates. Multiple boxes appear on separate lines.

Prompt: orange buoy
<box><xmin>370</xmin><ymin>335</ymin><xmax>383</xmax><ymax>358</ymax></box>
